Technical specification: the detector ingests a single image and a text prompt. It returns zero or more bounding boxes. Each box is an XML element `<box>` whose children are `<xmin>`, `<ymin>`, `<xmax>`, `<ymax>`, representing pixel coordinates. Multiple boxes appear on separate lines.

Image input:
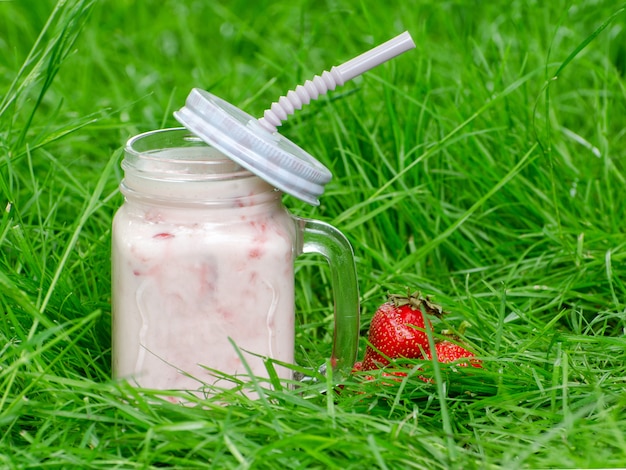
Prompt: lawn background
<box><xmin>1</xmin><ymin>0</ymin><xmax>626</xmax><ymax>468</ymax></box>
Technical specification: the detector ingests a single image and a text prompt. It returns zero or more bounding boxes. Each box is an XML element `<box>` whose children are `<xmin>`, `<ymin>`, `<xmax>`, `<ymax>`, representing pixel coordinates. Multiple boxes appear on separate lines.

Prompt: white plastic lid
<box><xmin>174</xmin><ymin>32</ymin><xmax>416</xmax><ymax>205</ymax></box>
<box><xmin>174</xmin><ymin>88</ymin><xmax>332</xmax><ymax>206</ymax></box>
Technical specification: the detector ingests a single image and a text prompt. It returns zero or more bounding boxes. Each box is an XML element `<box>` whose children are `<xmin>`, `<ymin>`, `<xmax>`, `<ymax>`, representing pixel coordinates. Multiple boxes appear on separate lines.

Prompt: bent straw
<box><xmin>257</xmin><ymin>31</ymin><xmax>416</xmax><ymax>133</ymax></box>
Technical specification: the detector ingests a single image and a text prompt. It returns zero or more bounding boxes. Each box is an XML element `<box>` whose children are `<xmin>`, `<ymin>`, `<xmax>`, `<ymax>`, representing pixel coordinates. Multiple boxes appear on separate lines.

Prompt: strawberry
<box><xmin>429</xmin><ymin>340</ymin><xmax>481</xmax><ymax>368</ymax></box>
<box><xmin>360</xmin><ymin>292</ymin><xmax>442</xmax><ymax>371</ymax></box>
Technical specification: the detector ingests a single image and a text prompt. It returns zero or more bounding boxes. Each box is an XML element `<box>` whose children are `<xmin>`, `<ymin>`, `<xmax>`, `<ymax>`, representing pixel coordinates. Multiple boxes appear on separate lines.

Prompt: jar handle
<box><xmin>296</xmin><ymin>217</ymin><xmax>360</xmax><ymax>379</ymax></box>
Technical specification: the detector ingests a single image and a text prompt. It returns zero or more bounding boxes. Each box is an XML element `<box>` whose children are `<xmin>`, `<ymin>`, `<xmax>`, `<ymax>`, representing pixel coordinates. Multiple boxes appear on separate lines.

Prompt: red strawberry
<box><xmin>429</xmin><ymin>340</ymin><xmax>481</xmax><ymax>368</ymax></box>
<box><xmin>360</xmin><ymin>292</ymin><xmax>442</xmax><ymax>371</ymax></box>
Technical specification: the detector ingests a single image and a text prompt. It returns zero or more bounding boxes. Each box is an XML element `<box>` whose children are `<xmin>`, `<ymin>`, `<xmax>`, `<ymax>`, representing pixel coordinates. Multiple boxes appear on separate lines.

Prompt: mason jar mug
<box><xmin>111</xmin><ymin>128</ymin><xmax>359</xmax><ymax>395</ymax></box>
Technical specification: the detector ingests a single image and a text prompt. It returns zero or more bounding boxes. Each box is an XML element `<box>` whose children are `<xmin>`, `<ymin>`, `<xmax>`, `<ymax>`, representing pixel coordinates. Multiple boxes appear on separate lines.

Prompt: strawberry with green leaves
<box><xmin>359</xmin><ymin>292</ymin><xmax>443</xmax><ymax>371</ymax></box>
<box><xmin>353</xmin><ymin>291</ymin><xmax>482</xmax><ymax>382</ymax></box>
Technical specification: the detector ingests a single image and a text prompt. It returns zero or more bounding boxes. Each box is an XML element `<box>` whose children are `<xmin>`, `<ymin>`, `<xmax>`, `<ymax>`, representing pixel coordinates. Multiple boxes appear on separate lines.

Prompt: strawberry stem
<box><xmin>387</xmin><ymin>291</ymin><xmax>447</xmax><ymax>317</ymax></box>
<box><xmin>441</xmin><ymin>320</ymin><xmax>472</xmax><ymax>341</ymax></box>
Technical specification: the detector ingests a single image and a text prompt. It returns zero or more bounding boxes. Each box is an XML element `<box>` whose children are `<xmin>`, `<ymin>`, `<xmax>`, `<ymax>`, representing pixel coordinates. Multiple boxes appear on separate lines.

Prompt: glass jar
<box><xmin>111</xmin><ymin>128</ymin><xmax>359</xmax><ymax>395</ymax></box>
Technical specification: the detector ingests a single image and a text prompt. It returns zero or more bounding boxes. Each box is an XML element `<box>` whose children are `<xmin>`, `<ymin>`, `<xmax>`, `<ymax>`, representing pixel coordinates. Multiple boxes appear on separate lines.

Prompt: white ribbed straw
<box><xmin>257</xmin><ymin>31</ymin><xmax>416</xmax><ymax>133</ymax></box>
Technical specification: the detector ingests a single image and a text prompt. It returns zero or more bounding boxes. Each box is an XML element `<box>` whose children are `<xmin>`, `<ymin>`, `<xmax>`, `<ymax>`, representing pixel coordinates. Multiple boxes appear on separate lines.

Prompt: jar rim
<box><xmin>124</xmin><ymin>127</ymin><xmax>253</xmax><ymax>181</ymax></box>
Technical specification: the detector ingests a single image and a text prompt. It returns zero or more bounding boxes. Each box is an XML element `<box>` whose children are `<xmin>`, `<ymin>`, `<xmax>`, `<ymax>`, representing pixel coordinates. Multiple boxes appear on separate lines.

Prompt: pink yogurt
<box><xmin>111</xmin><ymin>133</ymin><xmax>298</xmax><ymax>394</ymax></box>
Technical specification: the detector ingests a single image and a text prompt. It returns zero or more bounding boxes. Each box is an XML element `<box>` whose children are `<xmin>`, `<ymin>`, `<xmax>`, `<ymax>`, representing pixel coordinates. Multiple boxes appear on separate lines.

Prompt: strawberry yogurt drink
<box><xmin>111</xmin><ymin>128</ymin><xmax>359</xmax><ymax>395</ymax></box>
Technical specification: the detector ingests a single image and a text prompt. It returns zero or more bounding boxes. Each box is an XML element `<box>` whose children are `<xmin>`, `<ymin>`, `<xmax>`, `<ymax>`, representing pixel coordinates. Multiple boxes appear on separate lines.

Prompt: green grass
<box><xmin>1</xmin><ymin>0</ymin><xmax>626</xmax><ymax>467</ymax></box>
